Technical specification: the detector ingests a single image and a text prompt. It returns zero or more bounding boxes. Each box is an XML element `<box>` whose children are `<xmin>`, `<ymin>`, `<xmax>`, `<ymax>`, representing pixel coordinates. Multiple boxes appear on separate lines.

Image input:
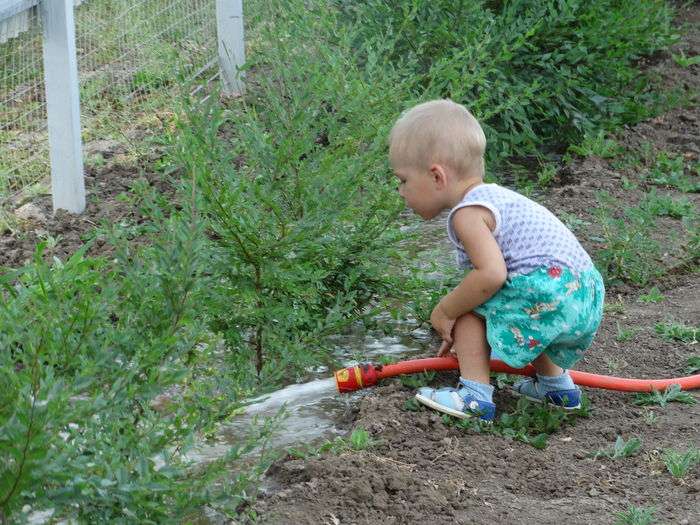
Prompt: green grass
<box><xmin>568</xmin><ymin>130</ymin><xmax>623</xmax><ymax>159</ymax></box>
<box><xmin>663</xmin><ymin>447</ymin><xmax>700</xmax><ymax>478</ymax></box>
<box><xmin>686</xmin><ymin>356</ymin><xmax>700</xmax><ymax>374</ymax></box>
<box><xmin>441</xmin><ymin>396</ymin><xmax>591</xmax><ymax>450</ymax></box>
<box><xmin>638</xmin><ymin>287</ymin><xmax>665</xmax><ymax>303</ymax></box>
<box><xmin>655</xmin><ymin>321</ymin><xmax>699</xmax><ymax>344</ymax></box>
<box><xmin>646</xmin><ymin>152</ymin><xmax>700</xmax><ymax>193</ymax></box>
<box><xmin>591</xmin><ymin>436</ymin><xmax>642</xmax><ymax>459</ymax></box>
<box><xmin>287</xmin><ymin>428</ymin><xmax>379</xmax><ymax>458</ymax></box>
<box><xmin>614</xmin><ymin>506</ymin><xmax>656</xmax><ymax>525</ymax></box>
<box><xmin>633</xmin><ymin>384</ymin><xmax>697</xmax><ymax>407</ymax></box>
<box><xmin>615</xmin><ymin>322</ymin><xmax>637</xmax><ymax>342</ymax></box>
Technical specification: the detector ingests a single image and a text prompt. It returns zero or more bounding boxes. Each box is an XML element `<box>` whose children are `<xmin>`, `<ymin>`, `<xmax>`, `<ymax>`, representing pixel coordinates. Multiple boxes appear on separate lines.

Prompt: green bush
<box><xmin>0</xmin><ymin>225</ymin><xmax>278</xmax><ymax>522</ymax></box>
<box><xmin>339</xmin><ymin>0</ymin><xmax>676</xmax><ymax>164</ymax></box>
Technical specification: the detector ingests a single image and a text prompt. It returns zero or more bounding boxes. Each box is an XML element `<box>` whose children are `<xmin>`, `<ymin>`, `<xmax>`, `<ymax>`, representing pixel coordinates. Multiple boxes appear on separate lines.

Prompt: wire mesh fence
<box><xmin>1</xmin><ymin>0</ymin><xmax>219</xmax><ymax>204</ymax></box>
<box><xmin>0</xmin><ymin>6</ymin><xmax>48</xmax><ymax>197</ymax></box>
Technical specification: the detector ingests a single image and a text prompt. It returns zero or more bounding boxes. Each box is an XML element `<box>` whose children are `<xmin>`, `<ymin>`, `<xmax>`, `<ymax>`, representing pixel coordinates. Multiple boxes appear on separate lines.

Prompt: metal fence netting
<box><xmin>1</xmin><ymin>0</ymin><xmax>218</xmax><ymax>203</ymax></box>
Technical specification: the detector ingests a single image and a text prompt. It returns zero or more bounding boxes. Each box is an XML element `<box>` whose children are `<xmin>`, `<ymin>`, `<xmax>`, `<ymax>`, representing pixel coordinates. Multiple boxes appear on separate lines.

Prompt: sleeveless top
<box><xmin>446</xmin><ymin>184</ymin><xmax>593</xmax><ymax>275</ymax></box>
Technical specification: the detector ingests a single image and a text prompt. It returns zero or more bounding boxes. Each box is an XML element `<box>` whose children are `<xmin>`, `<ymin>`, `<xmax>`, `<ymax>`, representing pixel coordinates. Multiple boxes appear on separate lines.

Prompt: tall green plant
<box><xmin>0</xmin><ymin>220</ymin><xmax>276</xmax><ymax>522</ymax></box>
<box><xmin>171</xmin><ymin>1</ymin><xmax>414</xmax><ymax>382</ymax></box>
<box><xmin>340</xmin><ymin>0</ymin><xmax>676</xmax><ymax>164</ymax></box>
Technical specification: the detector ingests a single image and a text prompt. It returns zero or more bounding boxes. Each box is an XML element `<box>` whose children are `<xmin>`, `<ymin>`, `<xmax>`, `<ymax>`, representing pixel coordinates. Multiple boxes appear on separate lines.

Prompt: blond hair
<box><xmin>389</xmin><ymin>99</ymin><xmax>486</xmax><ymax>177</ymax></box>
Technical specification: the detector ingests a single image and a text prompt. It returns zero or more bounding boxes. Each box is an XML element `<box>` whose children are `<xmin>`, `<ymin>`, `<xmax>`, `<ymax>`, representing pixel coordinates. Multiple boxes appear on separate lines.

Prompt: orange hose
<box><xmin>375</xmin><ymin>357</ymin><xmax>700</xmax><ymax>392</ymax></box>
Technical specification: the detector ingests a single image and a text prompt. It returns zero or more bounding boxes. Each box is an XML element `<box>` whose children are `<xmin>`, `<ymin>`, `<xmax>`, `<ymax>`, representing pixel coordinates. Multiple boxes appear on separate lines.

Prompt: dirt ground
<box><xmin>0</xmin><ymin>138</ymin><xmax>172</xmax><ymax>268</ymax></box>
<box><xmin>250</xmin><ymin>6</ymin><xmax>700</xmax><ymax>524</ymax></box>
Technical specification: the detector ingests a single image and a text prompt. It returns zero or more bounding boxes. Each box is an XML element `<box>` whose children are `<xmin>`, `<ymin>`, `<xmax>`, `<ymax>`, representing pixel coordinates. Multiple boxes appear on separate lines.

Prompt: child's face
<box><xmin>393</xmin><ymin>165</ymin><xmax>445</xmax><ymax>220</ymax></box>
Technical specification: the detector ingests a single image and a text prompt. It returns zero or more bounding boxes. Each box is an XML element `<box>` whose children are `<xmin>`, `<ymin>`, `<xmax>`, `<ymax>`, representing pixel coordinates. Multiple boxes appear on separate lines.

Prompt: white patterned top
<box><xmin>446</xmin><ymin>184</ymin><xmax>593</xmax><ymax>275</ymax></box>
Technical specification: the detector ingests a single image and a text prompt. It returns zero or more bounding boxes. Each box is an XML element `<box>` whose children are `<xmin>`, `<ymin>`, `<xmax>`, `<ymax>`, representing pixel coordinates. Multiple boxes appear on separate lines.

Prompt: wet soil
<box><xmin>251</xmin><ymin>5</ymin><xmax>700</xmax><ymax>524</ymax></box>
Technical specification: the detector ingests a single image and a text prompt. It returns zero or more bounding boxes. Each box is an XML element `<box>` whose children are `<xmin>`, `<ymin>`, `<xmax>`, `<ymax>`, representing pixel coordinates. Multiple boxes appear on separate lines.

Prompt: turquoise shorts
<box><xmin>473</xmin><ymin>265</ymin><xmax>605</xmax><ymax>369</ymax></box>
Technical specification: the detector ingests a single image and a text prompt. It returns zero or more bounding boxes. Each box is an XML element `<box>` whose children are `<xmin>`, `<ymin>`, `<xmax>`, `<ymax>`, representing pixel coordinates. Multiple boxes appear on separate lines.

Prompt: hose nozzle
<box><xmin>335</xmin><ymin>363</ymin><xmax>379</xmax><ymax>393</ymax></box>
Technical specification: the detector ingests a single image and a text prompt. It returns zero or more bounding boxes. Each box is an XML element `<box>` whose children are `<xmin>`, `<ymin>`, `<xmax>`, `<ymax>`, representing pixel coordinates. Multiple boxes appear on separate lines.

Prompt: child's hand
<box><xmin>430</xmin><ymin>302</ymin><xmax>456</xmax><ymax>357</ymax></box>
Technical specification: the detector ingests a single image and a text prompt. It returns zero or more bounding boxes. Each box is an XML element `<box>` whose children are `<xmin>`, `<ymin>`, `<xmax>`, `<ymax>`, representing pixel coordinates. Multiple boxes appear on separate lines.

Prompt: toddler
<box><xmin>389</xmin><ymin>99</ymin><xmax>605</xmax><ymax>421</ymax></box>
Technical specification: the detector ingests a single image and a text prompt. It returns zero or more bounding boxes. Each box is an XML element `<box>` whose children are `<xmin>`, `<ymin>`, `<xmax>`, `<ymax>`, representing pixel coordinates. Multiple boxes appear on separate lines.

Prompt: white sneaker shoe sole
<box><xmin>415</xmin><ymin>393</ymin><xmax>471</xmax><ymax>419</ymax></box>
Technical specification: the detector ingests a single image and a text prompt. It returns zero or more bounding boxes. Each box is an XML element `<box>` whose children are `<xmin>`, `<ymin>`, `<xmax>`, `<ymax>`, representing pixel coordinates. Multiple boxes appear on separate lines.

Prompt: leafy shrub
<box><xmin>0</xmin><ymin>224</ymin><xmax>278</xmax><ymax>522</ymax></box>
<box><xmin>339</xmin><ymin>0</ymin><xmax>676</xmax><ymax>164</ymax></box>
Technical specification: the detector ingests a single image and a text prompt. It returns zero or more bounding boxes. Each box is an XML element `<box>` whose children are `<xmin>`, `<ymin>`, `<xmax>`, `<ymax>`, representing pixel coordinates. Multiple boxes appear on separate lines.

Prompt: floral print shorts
<box><xmin>473</xmin><ymin>265</ymin><xmax>605</xmax><ymax>369</ymax></box>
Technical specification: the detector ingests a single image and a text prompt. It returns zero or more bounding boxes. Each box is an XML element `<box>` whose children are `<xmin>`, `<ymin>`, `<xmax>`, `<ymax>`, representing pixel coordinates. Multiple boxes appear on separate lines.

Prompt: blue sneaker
<box><xmin>415</xmin><ymin>384</ymin><xmax>496</xmax><ymax>422</ymax></box>
<box><xmin>511</xmin><ymin>377</ymin><xmax>582</xmax><ymax>410</ymax></box>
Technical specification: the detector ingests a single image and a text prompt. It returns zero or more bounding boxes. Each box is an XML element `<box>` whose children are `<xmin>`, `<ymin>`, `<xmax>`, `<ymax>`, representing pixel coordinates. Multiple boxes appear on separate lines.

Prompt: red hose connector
<box><xmin>334</xmin><ymin>357</ymin><xmax>700</xmax><ymax>393</ymax></box>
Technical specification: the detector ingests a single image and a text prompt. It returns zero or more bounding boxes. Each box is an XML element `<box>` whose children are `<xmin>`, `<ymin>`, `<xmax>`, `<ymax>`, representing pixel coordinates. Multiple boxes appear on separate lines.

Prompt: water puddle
<box><xmin>190</xmin><ymin>217</ymin><xmax>452</xmax><ymax>469</ymax></box>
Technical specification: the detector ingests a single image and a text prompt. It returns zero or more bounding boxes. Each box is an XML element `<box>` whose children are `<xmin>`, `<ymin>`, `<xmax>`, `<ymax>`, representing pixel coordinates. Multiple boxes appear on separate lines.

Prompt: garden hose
<box><xmin>334</xmin><ymin>357</ymin><xmax>700</xmax><ymax>393</ymax></box>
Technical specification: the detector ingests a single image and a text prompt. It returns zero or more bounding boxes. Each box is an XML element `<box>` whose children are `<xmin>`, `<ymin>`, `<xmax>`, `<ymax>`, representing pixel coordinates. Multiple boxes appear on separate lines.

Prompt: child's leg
<box><xmin>532</xmin><ymin>353</ymin><xmax>563</xmax><ymax>377</ymax></box>
<box><xmin>414</xmin><ymin>312</ymin><xmax>496</xmax><ymax>421</ymax></box>
<box><xmin>513</xmin><ymin>352</ymin><xmax>580</xmax><ymax>409</ymax></box>
<box><xmin>452</xmin><ymin>312</ymin><xmax>491</xmax><ymax>384</ymax></box>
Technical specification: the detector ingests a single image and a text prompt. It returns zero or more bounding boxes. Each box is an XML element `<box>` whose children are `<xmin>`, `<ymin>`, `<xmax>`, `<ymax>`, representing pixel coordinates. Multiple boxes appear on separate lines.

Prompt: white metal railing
<box><xmin>0</xmin><ymin>0</ymin><xmax>244</xmax><ymax>213</ymax></box>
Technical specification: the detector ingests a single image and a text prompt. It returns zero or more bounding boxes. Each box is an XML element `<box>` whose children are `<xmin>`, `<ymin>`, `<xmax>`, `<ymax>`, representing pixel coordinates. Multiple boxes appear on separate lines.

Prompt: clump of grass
<box><xmin>640</xmin><ymin>190</ymin><xmax>695</xmax><ymax>219</ymax></box>
<box><xmin>633</xmin><ymin>384</ymin><xmax>697</xmax><ymax>407</ymax></box>
<box><xmin>591</xmin><ymin>436</ymin><xmax>642</xmax><ymax>459</ymax></box>
<box><xmin>646</xmin><ymin>152</ymin><xmax>700</xmax><ymax>193</ymax></box>
<box><xmin>568</xmin><ymin>130</ymin><xmax>622</xmax><ymax>159</ymax></box>
<box><xmin>655</xmin><ymin>321</ymin><xmax>699</xmax><ymax>344</ymax></box>
<box><xmin>686</xmin><ymin>356</ymin><xmax>700</xmax><ymax>375</ymax></box>
<box><xmin>288</xmin><ymin>428</ymin><xmax>379</xmax><ymax>458</ymax></box>
<box><xmin>399</xmin><ymin>371</ymin><xmax>436</xmax><ymax>389</ymax></box>
<box><xmin>443</xmin><ymin>396</ymin><xmax>590</xmax><ymax>450</ymax></box>
<box><xmin>593</xmin><ymin>194</ymin><xmax>662</xmax><ymax>286</ymax></box>
<box><xmin>638</xmin><ymin>287</ymin><xmax>665</xmax><ymax>303</ymax></box>
<box><xmin>663</xmin><ymin>447</ymin><xmax>700</xmax><ymax>479</ymax></box>
<box><xmin>672</xmin><ymin>51</ymin><xmax>700</xmax><ymax>68</ymax></box>
<box><xmin>614</xmin><ymin>505</ymin><xmax>656</xmax><ymax>525</ymax></box>
<box><xmin>615</xmin><ymin>322</ymin><xmax>637</xmax><ymax>342</ymax></box>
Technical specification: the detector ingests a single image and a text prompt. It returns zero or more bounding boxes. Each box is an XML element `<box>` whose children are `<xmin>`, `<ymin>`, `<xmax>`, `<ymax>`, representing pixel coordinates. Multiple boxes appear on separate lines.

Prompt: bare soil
<box><xmin>251</xmin><ymin>6</ymin><xmax>700</xmax><ymax>524</ymax></box>
<box><xmin>0</xmin><ymin>139</ymin><xmax>172</xmax><ymax>268</ymax></box>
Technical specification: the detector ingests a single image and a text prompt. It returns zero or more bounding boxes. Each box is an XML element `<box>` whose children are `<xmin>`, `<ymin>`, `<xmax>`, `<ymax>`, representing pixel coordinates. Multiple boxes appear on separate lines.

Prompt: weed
<box><xmin>289</xmin><ymin>428</ymin><xmax>379</xmax><ymax>458</ymax></box>
<box><xmin>403</xmin><ymin>397</ymin><xmax>422</xmax><ymax>412</ymax></box>
<box><xmin>568</xmin><ymin>130</ymin><xmax>622</xmax><ymax>159</ymax></box>
<box><xmin>604</xmin><ymin>357</ymin><xmax>627</xmax><ymax>373</ymax></box>
<box><xmin>593</xmin><ymin>193</ymin><xmax>662</xmax><ymax>286</ymax></box>
<box><xmin>640</xmin><ymin>190</ymin><xmax>695</xmax><ymax>219</ymax></box>
<box><xmin>686</xmin><ymin>356</ymin><xmax>700</xmax><ymax>374</ymax></box>
<box><xmin>591</xmin><ymin>436</ymin><xmax>642</xmax><ymax>459</ymax></box>
<box><xmin>633</xmin><ymin>384</ymin><xmax>697</xmax><ymax>407</ymax></box>
<box><xmin>536</xmin><ymin>164</ymin><xmax>557</xmax><ymax>189</ymax></box>
<box><xmin>615</xmin><ymin>322</ymin><xmax>637</xmax><ymax>342</ymax></box>
<box><xmin>672</xmin><ymin>51</ymin><xmax>700</xmax><ymax>68</ymax></box>
<box><xmin>638</xmin><ymin>287</ymin><xmax>665</xmax><ymax>303</ymax></box>
<box><xmin>646</xmin><ymin>152</ymin><xmax>700</xmax><ymax>193</ymax></box>
<box><xmin>662</xmin><ymin>447</ymin><xmax>700</xmax><ymax>478</ymax></box>
<box><xmin>614</xmin><ymin>505</ymin><xmax>656</xmax><ymax>525</ymax></box>
<box><xmin>621</xmin><ymin>177</ymin><xmax>638</xmax><ymax>191</ymax></box>
<box><xmin>560</xmin><ymin>212</ymin><xmax>591</xmax><ymax>233</ymax></box>
<box><xmin>604</xmin><ymin>299</ymin><xmax>626</xmax><ymax>315</ymax></box>
<box><xmin>447</xmin><ymin>396</ymin><xmax>590</xmax><ymax>450</ymax></box>
<box><xmin>400</xmin><ymin>371</ymin><xmax>436</xmax><ymax>389</ymax></box>
<box><xmin>641</xmin><ymin>409</ymin><xmax>658</xmax><ymax>426</ymax></box>
<box><xmin>492</xmin><ymin>373</ymin><xmax>520</xmax><ymax>389</ymax></box>
<box><xmin>655</xmin><ymin>321</ymin><xmax>699</xmax><ymax>343</ymax></box>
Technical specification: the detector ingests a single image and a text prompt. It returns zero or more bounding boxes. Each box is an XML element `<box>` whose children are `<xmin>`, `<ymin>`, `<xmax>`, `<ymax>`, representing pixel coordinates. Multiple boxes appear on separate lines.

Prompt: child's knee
<box><xmin>454</xmin><ymin>312</ymin><xmax>485</xmax><ymax>335</ymax></box>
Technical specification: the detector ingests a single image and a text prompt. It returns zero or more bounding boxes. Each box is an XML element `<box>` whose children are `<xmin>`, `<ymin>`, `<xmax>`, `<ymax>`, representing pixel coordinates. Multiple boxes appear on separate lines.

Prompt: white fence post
<box><xmin>40</xmin><ymin>0</ymin><xmax>85</xmax><ymax>213</ymax></box>
<box><xmin>216</xmin><ymin>0</ymin><xmax>245</xmax><ymax>96</ymax></box>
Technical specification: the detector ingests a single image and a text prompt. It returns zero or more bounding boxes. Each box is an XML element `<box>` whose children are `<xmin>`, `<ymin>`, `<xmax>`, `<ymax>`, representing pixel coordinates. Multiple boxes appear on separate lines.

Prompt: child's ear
<box><xmin>429</xmin><ymin>164</ymin><xmax>448</xmax><ymax>187</ymax></box>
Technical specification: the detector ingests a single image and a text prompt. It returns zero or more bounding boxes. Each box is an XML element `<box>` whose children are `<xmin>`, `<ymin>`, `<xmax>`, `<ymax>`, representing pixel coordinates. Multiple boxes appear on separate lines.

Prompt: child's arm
<box><xmin>431</xmin><ymin>205</ymin><xmax>507</xmax><ymax>355</ymax></box>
